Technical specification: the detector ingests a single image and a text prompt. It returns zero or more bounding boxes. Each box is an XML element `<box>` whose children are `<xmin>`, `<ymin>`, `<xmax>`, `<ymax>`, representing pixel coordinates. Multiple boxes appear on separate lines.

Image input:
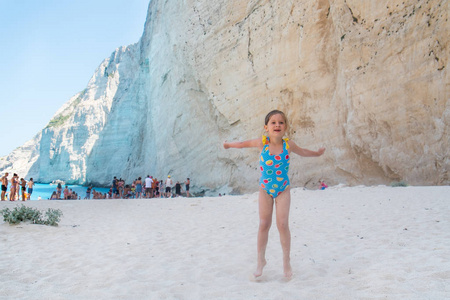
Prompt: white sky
<box><xmin>0</xmin><ymin>0</ymin><xmax>150</xmax><ymax>156</ymax></box>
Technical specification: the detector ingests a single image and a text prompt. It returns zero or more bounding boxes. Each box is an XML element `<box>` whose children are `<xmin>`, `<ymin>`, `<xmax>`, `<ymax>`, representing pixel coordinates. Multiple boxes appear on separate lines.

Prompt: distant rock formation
<box><xmin>1</xmin><ymin>0</ymin><xmax>448</xmax><ymax>193</ymax></box>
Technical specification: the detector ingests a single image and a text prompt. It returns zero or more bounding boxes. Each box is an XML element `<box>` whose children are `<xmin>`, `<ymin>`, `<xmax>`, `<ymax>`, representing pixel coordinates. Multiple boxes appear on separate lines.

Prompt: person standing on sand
<box><xmin>135</xmin><ymin>177</ymin><xmax>143</xmax><ymax>198</ymax></box>
<box><xmin>185</xmin><ymin>178</ymin><xmax>191</xmax><ymax>197</ymax></box>
<box><xmin>154</xmin><ymin>178</ymin><xmax>160</xmax><ymax>197</ymax></box>
<box><xmin>27</xmin><ymin>178</ymin><xmax>34</xmax><ymax>200</ymax></box>
<box><xmin>145</xmin><ymin>175</ymin><xmax>152</xmax><ymax>198</ymax></box>
<box><xmin>223</xmin><ymin>110</ymin><xmax>325</xmax><ymax>279</ymax></box>
<box><xmin>118</xmin><ymin>179</ymin><xmax>124</xmax><ymax>198</ymax></box>
<box><xmin>151</xmin><ymin>176</ymin><xmax>158</xmax><ymax>198</ymax></box>
<box><xmin>175</xmin><ymin>181</ymin><xmax>182</xmax><ymax>197</ymax></box>
<box><xmin>9</xmin><ymin>173</ymin><xmax>18</xmax><ymax>201</ymax></box>
<box><xmin>63</xmin><ymin>186</ymin><xmax>69</xmax><ymax>200</ymax></box>
<box><xmin>159</xmin><ymin>180</ymin><xmax>164</xmax><ymax>198</ymax></box>
<box><xmin>20</xmin><ymin>178</ymin><xmax>26</xmax><ymax>201</ymax></box>
<box><xmin>56</xmin><ymin>182</ymin><xmax>62</xmax><ymax>199</ymax></box>
<box><xmin>112</xmin><ymin>177</ymin><xmax>118</xmax><ymax>198</ymax></box>
<box><xmin>85</xmin><ymin>186</ymin><xmax>92</xmax><ymax>199</ymax></box>
<box><xmin>165</xmin><ymin>175</ymin><xmax>173</xmax><ymax>198</ymax></box>
<box><xmin>1</xmin><ymin>173</ymin><xmax>8</xmax><ymax>201</ymax></box>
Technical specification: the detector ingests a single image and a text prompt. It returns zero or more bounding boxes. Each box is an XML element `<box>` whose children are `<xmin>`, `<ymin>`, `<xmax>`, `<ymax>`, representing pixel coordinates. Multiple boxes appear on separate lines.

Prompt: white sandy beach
<box><xmin>1</xmin><ymin>185</ymin><xmax>449</xmax><ymax>300</ymax></box>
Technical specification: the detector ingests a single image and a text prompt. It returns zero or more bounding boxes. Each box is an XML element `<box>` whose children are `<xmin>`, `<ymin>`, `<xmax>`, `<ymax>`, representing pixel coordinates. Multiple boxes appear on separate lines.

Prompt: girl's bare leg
<box><xmin>275</xmin><ymin>187</ymin><xmax>292</xmax><ymax>278</ymax></box>
<box><xmin>254</xmin><ymin>187</ymin><xmax>274</xmax><ymax>278</ymax></box>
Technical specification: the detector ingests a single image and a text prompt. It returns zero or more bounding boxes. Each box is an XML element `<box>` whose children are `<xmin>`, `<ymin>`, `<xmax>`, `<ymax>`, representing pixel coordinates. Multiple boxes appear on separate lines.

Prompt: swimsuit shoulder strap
<box><xmin>283</xmin><ymin>138</ymin><xmax>290</xmax><ymax>150</ymax></box>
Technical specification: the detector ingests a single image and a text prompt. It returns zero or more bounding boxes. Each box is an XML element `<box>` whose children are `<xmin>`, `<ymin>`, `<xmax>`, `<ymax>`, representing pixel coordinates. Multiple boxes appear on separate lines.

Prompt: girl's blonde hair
<box><xmin>264</xmin><ymin>109</ymin><xmax>288</xmax><ymax>127</ymax></box>
<box><xmin>263</xmin><ymin>110</ymin><xmax>289</xmax><ymax>138</ymax></box>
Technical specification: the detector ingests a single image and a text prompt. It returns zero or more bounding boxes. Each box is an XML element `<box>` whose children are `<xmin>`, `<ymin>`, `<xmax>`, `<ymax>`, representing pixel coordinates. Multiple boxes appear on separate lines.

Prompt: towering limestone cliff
<box><xmin>1</xmin><ymin>0</ymin><xmax>448</xmax><ymax>193</ymax></box>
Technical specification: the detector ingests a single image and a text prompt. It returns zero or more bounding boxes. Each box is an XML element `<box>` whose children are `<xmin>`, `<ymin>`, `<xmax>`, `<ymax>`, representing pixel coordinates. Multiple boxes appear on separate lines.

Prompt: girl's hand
<box><xmin>317</xmin><ymin>148</ymin><xmax>326</xmax><ymax>156</ymax></box>
<box><xmin>223</xmin><ymin>141</ymin><xmax>230</xmax><ymax>149</ymax></box>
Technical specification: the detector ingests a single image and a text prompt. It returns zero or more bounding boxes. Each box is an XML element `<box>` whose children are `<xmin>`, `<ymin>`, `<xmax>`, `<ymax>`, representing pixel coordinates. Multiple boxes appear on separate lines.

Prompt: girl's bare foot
<box><xmin>253</xmin><ymin>259</ymin><xmax>267</xmax><ymax>278</ymax></box>
<box><xmin>284</xmin><ymin>259</ymin><xmax>292</xmax><ymax>279</ymax></box>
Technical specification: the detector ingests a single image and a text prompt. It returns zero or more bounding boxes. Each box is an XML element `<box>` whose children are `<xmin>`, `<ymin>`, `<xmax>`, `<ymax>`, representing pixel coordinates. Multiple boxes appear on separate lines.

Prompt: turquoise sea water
<box><xmin>12</xmin><ymin>183</ymin><xmax>110</xmax><ymax>200</ymax></box>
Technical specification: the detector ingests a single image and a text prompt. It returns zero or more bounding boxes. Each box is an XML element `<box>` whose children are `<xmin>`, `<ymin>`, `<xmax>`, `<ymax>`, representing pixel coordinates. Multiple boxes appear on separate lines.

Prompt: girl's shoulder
<box><xmin>286</xmin><ymin>138</ymin><xmax>302</xmax><ymax>153</ymax></box>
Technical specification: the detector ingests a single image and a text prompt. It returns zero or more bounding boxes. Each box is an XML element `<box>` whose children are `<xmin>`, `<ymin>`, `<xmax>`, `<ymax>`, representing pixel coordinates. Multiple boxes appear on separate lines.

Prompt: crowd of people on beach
<box><xmin>78</xmin><ymin>175</ymin><xmax>191</xmax><ymax>199</ymax></box>
<box><xmin>1</xmin><ymin>172</ymin><xmax>35</xmax><ymax>201</ymax></box>
<box><xmin>50</xmin><ymin>182</ymin><xmax>81</xmax><ymax>200</ymax></box>
<box><xmin>0</xmin><ymin>172</ymin><xmax>191</xmax><ymax>201</ymax></box>
<box><xmin>105</xmin><ymin>175</ymin><xmax>191</xmax><ymax>199</ymax></box>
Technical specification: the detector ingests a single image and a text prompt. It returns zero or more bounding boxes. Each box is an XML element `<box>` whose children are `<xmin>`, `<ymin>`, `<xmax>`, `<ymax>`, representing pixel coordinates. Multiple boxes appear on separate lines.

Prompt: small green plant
<box><xmin>44</xmin><ymin>208</ymin><xmax>63</xmax><ymax>226</ymax></box>
<box><xmin>46</xmin><ymin>114</ymin><xmax>71</xmax><ymax>128</ymax></box>
<box><xmin>391</xmin><ymin>181</ymin><xmax>408</xmax><ymax>187</ymax></box>
<box><xmin>1</xmin><ymin>205</ymin><xmax>63</xmax><ymax>226</ymax></box>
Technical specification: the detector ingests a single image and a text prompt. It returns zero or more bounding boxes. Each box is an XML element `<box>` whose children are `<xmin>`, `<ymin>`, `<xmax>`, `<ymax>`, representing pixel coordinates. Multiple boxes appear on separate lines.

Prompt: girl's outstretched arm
<box><xmin>223</xmin><ymin>138</ymin><xmax>262</xmax><ymax>150</ymax></box>
<box><xmin>288</xmin><ymin>140</ymin><xmax>325</xmax><ymax>157</ymax></box>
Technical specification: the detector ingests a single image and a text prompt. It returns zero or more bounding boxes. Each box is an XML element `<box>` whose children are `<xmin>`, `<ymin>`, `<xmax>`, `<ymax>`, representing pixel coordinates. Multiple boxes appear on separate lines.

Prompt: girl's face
<box><xmin>264</xmin><ymin>113</ymin><xmax>286</xmax><ymax>137</ymax></box>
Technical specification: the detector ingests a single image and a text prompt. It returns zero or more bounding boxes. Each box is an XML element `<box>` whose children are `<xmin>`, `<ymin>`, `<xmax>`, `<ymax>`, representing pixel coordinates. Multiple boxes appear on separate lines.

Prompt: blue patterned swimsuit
<box><xmin>259</xmin><ymin>136</ymin><xmax>290</xmax><ymax>198</ymax></box>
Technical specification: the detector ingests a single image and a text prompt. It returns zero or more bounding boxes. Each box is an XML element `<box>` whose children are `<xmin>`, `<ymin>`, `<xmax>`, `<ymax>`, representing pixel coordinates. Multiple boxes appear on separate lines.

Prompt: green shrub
<box><xmin>391</xmin><ymin>181</ymin><xmax>408</xmax><ymax>187</ymax></box>
<box><xmin>44</xmin><ymin>208</ymin><xmax>63</xmax><ymax>226</ymax></box>
<box><xmin>1</xmin><ymin>205</ymin><xmax>63</xmax><ymax>226</ymax></box>
<box><xmin>46</xmin><ymin>114</ymin><xmax>71</xmax><ymax>128</ymax></box>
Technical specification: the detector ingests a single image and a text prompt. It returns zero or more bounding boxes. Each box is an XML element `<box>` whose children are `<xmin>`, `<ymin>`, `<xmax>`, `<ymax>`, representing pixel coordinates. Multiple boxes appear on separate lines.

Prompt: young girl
<box><xmin>223</xmin><ymin>110</ymin><xmax>325</xmax><ymax>279</ymax></box>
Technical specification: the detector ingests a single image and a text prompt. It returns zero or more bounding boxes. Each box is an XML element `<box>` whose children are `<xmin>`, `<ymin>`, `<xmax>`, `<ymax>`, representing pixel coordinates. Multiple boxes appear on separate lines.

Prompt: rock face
<box><xmin>1</xmin><ymin>0</ymin><xmax>448</xmax><ymax>193</ymax></box>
